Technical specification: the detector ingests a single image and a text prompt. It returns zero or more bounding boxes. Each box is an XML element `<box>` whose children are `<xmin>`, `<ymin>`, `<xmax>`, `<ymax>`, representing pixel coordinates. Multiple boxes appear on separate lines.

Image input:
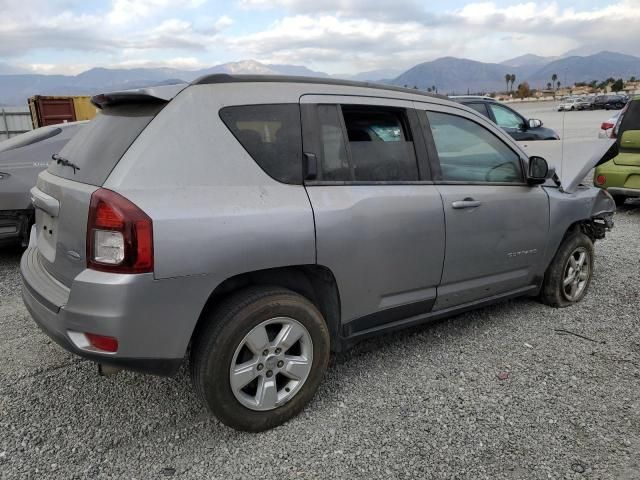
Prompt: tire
<box><xmin>540</xmin><ymin>231</ymin><xmax>594</xmax><ymax>308</ymax></box>
<box><xmin>190</xmin><ymin>286</ymin><xmax>330</xmax><ymax>432</ymax></box>
<box><xmin>613</xmin><ymin>195</ymin><xmax>627</xmax><ymax>207</ymax></box>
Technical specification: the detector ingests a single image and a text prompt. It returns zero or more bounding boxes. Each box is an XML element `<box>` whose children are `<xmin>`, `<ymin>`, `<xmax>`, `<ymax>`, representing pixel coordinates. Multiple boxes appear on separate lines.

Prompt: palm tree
<box><xmin>551</xmin><ymin>73</ymin><xmax>558</xmax><ymax>98</ymax></box>
<box><xmin>556</xmin><ymin>80</ymin><xmax>561</xmax><ymax>90</ymax></box>
<box><xmin>505</xmin><ymin>73</ymin><xmax>510</xmax><ymax>93</ymax></box>
<box><xmin>432</xmin><ymin>85</ymin><xmax>436</xmax><ymax>93</ymax></box>
<box><xmin>511</xmin><ymin>74</ymin><xmax>516</xmax><ymax>92</ymax></box>
<box><xmin>546</xmin><ymin>82</ymin><xmax>552</xmax><ymax>90</ymax></box>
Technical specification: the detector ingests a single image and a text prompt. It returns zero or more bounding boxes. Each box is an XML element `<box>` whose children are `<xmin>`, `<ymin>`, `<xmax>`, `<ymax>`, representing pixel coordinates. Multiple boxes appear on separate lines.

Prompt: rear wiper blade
<box><xmin>51</xmin><ymin>153</ymin><xmax>80</xmax><ymax>174</ymax></box>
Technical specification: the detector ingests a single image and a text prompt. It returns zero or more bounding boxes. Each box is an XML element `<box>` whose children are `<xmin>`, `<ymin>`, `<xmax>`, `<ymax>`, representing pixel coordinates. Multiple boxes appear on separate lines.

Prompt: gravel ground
<box><xmin>0</xmin><ymin>200</ymin><xmax>638</xmax><ymax>480</ymax></box>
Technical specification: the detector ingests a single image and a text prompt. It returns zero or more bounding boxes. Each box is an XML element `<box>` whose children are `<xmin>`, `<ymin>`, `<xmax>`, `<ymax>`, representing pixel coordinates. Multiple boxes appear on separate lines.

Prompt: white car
<box><xmin>558</xmin><ymin>98</ymin><xmax>588</xmax><ymax>111</ymax></box>
<box><xmin>598</xmin><ymin>111</ymin><xmax>622</xmax><ymax>138</ymax></box>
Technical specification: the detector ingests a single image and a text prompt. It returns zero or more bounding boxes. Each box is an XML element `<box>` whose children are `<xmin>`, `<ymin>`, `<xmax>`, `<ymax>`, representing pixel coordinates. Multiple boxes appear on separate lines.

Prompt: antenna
<box><xmin>560</xmin><ymin>105</ymin><xmax>566</xmax><ymax>181</ymax></box>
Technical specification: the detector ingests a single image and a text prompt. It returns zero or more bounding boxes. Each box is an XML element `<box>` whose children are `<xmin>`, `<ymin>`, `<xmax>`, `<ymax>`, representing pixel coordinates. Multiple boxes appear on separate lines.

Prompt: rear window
<box><xmin>47</xmin><ymin>104</ymin><xmax>162</xmax><ymax>185</ymax></box>
<box><xmin>219</xmin><ymin>104</ymin><xmax>302</xmax><ymax>184</ymax></box>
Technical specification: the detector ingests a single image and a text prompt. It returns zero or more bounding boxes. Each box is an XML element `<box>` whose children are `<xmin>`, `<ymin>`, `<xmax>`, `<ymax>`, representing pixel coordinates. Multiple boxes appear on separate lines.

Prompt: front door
<box><xmin>419</xmin><ymin>106</ymin><xmax>549</xmax><ymax>310</ymax></box>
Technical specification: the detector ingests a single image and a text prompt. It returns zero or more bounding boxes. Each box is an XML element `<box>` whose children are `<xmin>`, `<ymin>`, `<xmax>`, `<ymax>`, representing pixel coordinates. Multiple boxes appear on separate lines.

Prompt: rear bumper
<box><xmin>20</xmin><ymin>247</ymin><xmax>189</xmax><ymax>376</ymax></box>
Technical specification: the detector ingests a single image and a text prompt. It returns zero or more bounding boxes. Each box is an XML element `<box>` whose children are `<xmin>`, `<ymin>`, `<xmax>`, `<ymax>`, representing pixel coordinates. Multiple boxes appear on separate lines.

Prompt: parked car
<box><xmin>595</xmin><ymin>95</ymin><xmax>640</xmax><ymax>205</ymax></box>
<box><xmin>598</xmin><ymin>110</ymin><xmax>623</xmax><ymax>138</ymax></box>
<box><xmin>558</xmin><ymin>97</ymin><xmax>590</xmax><ymax>111</ymax></box>
<box><xmin>0</xmin><ymin>122</ymin><xmax>86</xmax><ymax>246</ymax></box>
<box><xmin>21</xmin><ymin>76</ymin><xmax>615</xmax><ymax>432</ymax></box>
<box><xmin>603</xmin><ymin>95</ymin><xmax>628</xmax><ymax>110</ymax></box>
<box><xmin>452</xmin><ymin>96</ymin><xmax>559</xmax><ymax>140</ymax></box>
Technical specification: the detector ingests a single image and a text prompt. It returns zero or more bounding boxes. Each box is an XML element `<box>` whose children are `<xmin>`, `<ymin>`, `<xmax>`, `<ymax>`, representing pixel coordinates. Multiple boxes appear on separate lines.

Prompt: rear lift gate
<box><xmin>30</xmin><ymin>84</ymin><xmax>185</xmax><ymax>287</ymax></box>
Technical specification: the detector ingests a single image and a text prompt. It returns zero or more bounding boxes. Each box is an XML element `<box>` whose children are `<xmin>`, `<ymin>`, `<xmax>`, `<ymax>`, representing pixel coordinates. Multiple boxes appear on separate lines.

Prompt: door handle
<box><xmin>451</xmin><ymin>198</ymin><xmax>481</xmax><ymax>209</ymax></box>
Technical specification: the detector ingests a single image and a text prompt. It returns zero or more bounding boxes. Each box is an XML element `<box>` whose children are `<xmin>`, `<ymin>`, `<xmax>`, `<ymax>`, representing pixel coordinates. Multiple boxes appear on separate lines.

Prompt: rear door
<box><xmin>416</xmin><ymin>103</ymin><xmax>549</xmax><ymax>310</ymax></box>
<box><xmin>300</xmin><ymin>95</ymin><xmax>445</xmax><ymax>335</ymax></box>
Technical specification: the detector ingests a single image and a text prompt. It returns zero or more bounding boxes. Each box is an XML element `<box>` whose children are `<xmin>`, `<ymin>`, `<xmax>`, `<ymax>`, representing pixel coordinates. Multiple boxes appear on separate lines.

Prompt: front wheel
<box><xmin>190</xmin><ymin>286</ymin><xmax>330</xmax><ymax>432</ymax></box>
<box><xmin>540</xmin><ymin>232</ymin><xmax>594</xmax><ymax>308</ymax></box>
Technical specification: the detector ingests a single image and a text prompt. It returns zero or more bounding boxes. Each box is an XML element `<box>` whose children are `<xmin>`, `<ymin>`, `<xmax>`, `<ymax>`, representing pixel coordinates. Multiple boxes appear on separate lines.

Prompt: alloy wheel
<box><xmin>229</xmin><ymin>317</ymin><xmax>313</xmax><ymax>411</ymax></box>
<box><xmin>562</xmin><ymin>247</ymin><xmax>590</xmax><ymax>301</ymax></box>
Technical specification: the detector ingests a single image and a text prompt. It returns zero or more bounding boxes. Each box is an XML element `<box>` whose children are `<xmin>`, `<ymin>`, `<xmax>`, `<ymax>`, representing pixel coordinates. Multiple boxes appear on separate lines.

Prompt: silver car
<box><xmin>21</xmin><ymin>76</ymin><xmax>615</xmax><ymax>432</ymax></box>
<box><xmin>0</xmin><ymin>122</ymin><xmax>86</xmax><ymax>246</ymax></box>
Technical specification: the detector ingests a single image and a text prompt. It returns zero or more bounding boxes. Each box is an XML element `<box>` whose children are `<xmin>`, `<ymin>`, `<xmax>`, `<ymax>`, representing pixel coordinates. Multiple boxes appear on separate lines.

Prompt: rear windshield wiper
<box><xmin>52</xmin><ymin>153</ymin><xmax>80</xmax><ymax>174</ymax></box>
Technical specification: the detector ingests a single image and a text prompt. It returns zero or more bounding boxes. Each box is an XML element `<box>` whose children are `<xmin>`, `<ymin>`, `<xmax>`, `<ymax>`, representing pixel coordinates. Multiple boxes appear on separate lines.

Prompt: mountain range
<box><xmin>392</xmin><ymin>51</ymin><xmax>640</xmax><ymax>94</ymax></box>
<box><xmin>0</xmin><ymin>51</ymin><xmax>638</xmax><ymax>105</ymax></box>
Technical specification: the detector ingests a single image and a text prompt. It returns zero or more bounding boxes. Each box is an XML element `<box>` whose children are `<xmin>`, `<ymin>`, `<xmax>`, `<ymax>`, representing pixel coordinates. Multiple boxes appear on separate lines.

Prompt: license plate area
<box><xmin>35</xmin><ymin>208</ymin><xmax>58</xmax><ymax>263</ymax></box>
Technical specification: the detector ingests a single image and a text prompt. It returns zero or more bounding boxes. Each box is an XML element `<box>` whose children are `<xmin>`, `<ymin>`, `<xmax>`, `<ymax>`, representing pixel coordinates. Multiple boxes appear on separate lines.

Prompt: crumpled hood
<box><xmin>562</xmin><ymin>138</ymin><xmax>618</xmax><ymax>193</ymax></box>
<box><xmin>519</xmin><ymin>138</ymin><xmax>618</xmax><ymax>194</ymax></box>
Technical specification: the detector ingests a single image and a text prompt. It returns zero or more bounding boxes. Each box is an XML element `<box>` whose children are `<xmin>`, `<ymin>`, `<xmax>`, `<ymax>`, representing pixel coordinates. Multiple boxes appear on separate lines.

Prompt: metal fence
<box><xmin>0</xmin><ymin>107</ymin><xmax>33</xmax><ymax>141</ymax></box>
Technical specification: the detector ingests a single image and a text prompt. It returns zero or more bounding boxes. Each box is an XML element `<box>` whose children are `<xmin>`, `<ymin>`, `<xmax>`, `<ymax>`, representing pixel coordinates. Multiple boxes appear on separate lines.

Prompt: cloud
<box><xmin>1</xmin><ymin>0</ymin><xmax>640</xmax><ymax>76</ymax></box>
<box><xmin>107</xmin><ymin>0</ymin><xmax>206</xmax><ymax>25</ymax></box>
<box><xmin>228</xmin><ymin>0</ymin><xmax>640</xmax><ymax>71</ymax></box>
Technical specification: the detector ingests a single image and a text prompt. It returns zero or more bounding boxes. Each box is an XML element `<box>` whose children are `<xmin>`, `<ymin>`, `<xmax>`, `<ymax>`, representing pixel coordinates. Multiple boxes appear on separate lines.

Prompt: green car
<box><xmin>595</xmin><ymin>95</ymin><xmax>640</xmax><ymax>206</ymax></box>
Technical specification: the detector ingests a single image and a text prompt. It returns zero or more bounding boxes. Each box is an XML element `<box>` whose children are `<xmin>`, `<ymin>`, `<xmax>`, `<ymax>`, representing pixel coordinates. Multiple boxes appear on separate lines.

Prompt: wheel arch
<box><xmin>190</xmin><ymin>265</ymin><xmax>343</xmax><ymax>352</ymax></box>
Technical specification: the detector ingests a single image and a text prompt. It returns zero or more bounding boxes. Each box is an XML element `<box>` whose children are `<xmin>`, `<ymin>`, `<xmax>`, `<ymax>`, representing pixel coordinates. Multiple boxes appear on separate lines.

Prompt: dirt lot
<box><xmin>1</xmin><ymin>106</ymin><xmax>639</xmax><ymax>479</ymax></box>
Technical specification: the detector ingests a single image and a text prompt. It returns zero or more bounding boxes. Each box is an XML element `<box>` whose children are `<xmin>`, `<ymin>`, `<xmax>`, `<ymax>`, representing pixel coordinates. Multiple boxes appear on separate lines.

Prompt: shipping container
<box><xmin>28</xmin><ymin>95</ymin><xmax>98</xmax><ymax>128</ymax></box>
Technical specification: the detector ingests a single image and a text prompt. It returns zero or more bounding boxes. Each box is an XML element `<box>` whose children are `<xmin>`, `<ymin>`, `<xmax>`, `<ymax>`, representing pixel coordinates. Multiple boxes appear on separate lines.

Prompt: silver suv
<box><xmin>21</xmin><ymin>75</ymin><xmax>615</xmax><ymax>431</ymax></box>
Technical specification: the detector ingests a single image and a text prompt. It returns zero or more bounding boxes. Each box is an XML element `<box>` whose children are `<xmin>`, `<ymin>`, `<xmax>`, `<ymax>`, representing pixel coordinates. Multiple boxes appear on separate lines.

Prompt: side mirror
<box><xmin>527</xmin><ymin>156</ymin><xmax>552</xmax><ymax>184</ymax></box>
<box><xmin>528</xmin><ymin>118</ymin><xmax>543</xmax><ymax>129</ymax></box>
<box><xmin>620</xmin><ymin>130</ymin><xmax>640</xmax><ymax>150</ymax></box>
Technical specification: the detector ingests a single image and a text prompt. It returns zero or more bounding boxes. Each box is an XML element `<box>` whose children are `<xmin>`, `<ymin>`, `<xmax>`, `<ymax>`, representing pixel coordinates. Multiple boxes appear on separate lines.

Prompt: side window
<box><xmin>465</xmin><ymin>102</ymin><xmax>490</xmax><ymax>118</ymax></box>
<box><xmin>340</xmin><ymin>106</ymin><xmax>419</xmax><ymax>181</ymax></box>
<box><xmin>488</xmin><ymin>104</ymin><xmax>524</xmax><ymax>129</ymax></box>
<box><xmin>426</xmin><ymin>111</ymin><xmax>523</xmax><ymax>183</ymax></box>
<box><xmin>316</xmin><ymin>105</ymin><xmax>350</xmax><ymax>181</ymax></box>
<box><xmin>219</xmin><ymin>104</ymin><xmax>302</xmax><ymax>184</ymax></box>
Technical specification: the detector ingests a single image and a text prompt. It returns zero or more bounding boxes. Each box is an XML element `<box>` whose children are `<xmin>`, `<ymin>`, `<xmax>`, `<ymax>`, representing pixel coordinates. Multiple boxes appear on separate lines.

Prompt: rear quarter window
<box><xmin>219</xmin><ymin>104</ymin><xmax>302</xmax><ymax>184</ymax></box>
<box><xmin>47</xmin><ymin>104</ymin><xmax>162</xmax><ymax>186</ymax></box>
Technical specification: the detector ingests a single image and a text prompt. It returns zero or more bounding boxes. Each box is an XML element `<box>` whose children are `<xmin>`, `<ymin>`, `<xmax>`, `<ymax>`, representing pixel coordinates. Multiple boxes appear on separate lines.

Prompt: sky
<box><xmin>0</xmin><ymin>0</ymin><xmax>638</xmax><ymax>76</ymax></box>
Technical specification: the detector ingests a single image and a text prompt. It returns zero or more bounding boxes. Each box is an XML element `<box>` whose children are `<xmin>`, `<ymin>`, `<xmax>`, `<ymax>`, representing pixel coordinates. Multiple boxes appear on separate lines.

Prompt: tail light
<box><xmin>87</xmin><ymin>188</ymin><xmax>153</xmax><ymax>273</ymax></box>
<box><xmin>601</xmin><ymin>122</ymin><xmax>614</xmax><ymax>130</ymax></box>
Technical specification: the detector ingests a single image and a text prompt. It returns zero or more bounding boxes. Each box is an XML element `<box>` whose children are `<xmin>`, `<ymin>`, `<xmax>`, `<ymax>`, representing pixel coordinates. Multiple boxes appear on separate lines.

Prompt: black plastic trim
<box><xmin>341</xmin><ymin>285</ymin><xmax>538</xmax><ymax>347</ymax></box>
<box><xmin>342</xmin><ymin>298</ymin><xmax>435</xmax><ymax>336</ymax></box>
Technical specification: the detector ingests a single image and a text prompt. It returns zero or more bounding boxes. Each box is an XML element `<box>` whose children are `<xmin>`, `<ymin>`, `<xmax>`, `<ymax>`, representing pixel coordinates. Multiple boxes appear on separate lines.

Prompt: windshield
<box><xmin>47</xmin><ymin>103</ymin><xmax>163</xmax><ymax>185</ymax></box>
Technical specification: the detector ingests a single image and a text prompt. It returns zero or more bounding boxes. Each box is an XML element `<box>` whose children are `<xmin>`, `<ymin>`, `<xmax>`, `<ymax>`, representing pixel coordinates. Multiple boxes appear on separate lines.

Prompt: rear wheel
<box><xmin>540</xmin><ymin>232</ymin><xmax>594</xmax><ymax>308</ymax></box>
<box><xmin>190</xmin><ymin>286</ymin><xmax>330</xmax><ymax>432</ymax></box>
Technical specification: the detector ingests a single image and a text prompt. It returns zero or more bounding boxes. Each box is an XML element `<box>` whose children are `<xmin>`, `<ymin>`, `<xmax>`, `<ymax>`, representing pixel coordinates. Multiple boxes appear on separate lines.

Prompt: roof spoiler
<box><xmin>91</xmin><ymin>83</ymin><xmax>188</xmax><ymax>109</ymax></box>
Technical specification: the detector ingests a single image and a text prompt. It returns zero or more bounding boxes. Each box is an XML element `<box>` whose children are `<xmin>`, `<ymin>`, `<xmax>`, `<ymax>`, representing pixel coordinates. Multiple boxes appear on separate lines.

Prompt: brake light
<box><xmin>87</xmin><ymin>188</ymin><xmax>153</xmax><ymax>273</ymax></box>
<box><xmin>596</xmin><ymin>175</ymin><xmax>606</xmax><ymax>185</ymax></box>
<box><xmin>601</xmin><ymin>122</ymin><xmax>614</xmax><ymax>130</ymax></box>
<box><xmin>85</xmin><ymin>333</ymin><xmax>119</xmax><ymax>353</ymax></box>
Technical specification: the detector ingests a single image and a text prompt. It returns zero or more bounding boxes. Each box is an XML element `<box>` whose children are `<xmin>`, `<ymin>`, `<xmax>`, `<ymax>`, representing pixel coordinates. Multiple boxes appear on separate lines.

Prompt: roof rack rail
<box><xmin>191</xmin><ymin>74</ymin><xmax>447</xmax><ymax>100</ymax></box>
